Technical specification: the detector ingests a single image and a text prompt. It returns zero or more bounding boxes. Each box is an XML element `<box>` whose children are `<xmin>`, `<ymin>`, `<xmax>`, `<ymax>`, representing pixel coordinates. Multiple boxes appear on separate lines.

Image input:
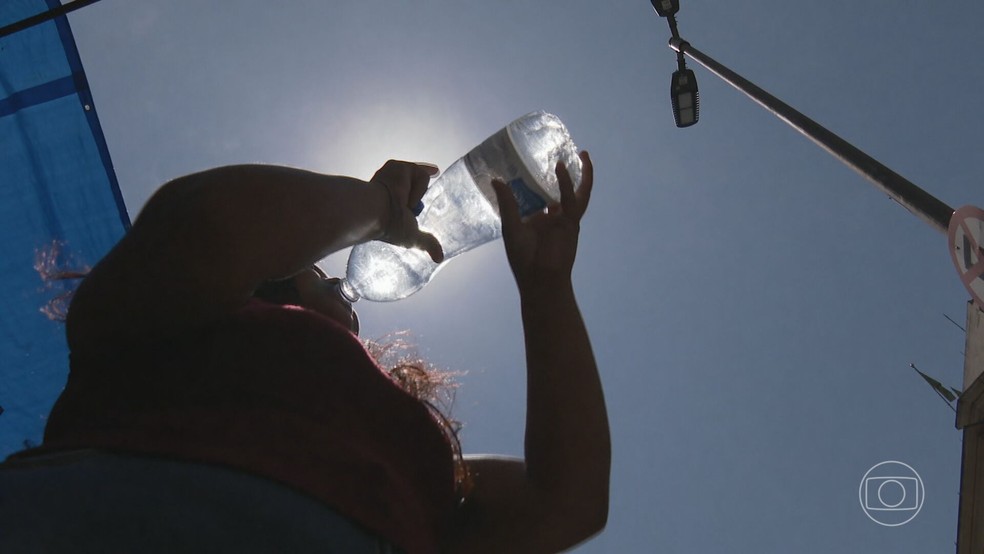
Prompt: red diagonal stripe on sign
<box><xmin>962</xmin><ymin>258</ymin><xmax>984</xmax><ymax>287</ymax></box>
<box><xmin>947</xmin><ymin>206</ymin><xmax>984</xmax><ymax>308</ymax></box>
<box><xmin>960</xmin><ymin>219</ymin><xmax>981</xmax><ymax>255</ymax></box>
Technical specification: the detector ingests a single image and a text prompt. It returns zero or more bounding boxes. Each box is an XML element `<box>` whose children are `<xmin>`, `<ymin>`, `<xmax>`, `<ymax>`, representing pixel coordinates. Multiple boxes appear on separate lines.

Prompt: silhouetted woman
<box><xmin>0</xmin><ymin>152</ymin><xmax>609</xmax><ymax>554</ymax></box>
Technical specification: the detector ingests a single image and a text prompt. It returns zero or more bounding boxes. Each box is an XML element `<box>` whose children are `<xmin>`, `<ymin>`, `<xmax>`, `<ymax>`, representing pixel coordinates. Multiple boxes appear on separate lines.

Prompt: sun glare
<box><xmin>307</xmin><ymin>93</ymin><xmax>508</xmax><ymax>310</ymax></box>
<box><xmin>315</xmin><ymin>100</ymin><xmax>470</xmax><ymax>181</ymax></box>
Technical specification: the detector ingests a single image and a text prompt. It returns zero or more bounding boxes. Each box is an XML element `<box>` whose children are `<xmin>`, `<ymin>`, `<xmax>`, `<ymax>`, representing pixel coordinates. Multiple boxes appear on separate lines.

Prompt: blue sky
<box><xmin>66</xmin><ymin>1</ymin><xmax>984</xmax><ymax>551</ymax></box>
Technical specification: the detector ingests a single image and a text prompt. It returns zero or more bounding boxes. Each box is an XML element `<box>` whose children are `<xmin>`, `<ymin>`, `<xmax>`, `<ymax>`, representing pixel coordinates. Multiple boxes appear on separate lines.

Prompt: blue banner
<box><xmin>0</xmin><ymin>0</ymin><xmax>129</xmax><ymax>457</ymax></box>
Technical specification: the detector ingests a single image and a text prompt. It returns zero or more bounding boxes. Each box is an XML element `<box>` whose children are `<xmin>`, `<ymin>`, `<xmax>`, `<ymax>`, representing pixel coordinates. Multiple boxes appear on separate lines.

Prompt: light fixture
<box><xmin>671</xmin><ymin>67</ymin><xmax>699</xmax><ymax>127</ymax></box>
<box><xmin>651</xmin><ymin>0</ymin><xmax>697</xmax><ymax>127</ymax></box>
<box><xmin>650</xmin><ymin>0</ymin><xmax>679</xmax><ymax>18</ymax></box>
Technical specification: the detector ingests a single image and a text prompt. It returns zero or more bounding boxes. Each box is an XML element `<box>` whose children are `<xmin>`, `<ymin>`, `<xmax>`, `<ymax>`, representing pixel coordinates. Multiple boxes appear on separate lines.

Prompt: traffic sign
<box><xmin>949</xmin><ymin>205</ymin><xmax>984</xmax><ymax>309</ymax></box>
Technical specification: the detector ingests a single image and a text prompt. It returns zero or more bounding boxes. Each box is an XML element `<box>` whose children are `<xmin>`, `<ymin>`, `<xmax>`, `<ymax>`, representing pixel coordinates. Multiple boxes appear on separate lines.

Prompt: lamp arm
<box><xmin>669</xmin><ymin>37</ymin><xmax>954</xmax><ymax>234</ymax></box>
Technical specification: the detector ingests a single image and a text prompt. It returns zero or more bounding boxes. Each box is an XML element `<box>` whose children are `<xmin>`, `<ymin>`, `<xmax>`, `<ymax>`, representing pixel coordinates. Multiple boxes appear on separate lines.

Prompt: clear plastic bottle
<box><xmin>338</xmin><ymin>111</ymin><xmax>582</xmax><ymax>302</ymax></box>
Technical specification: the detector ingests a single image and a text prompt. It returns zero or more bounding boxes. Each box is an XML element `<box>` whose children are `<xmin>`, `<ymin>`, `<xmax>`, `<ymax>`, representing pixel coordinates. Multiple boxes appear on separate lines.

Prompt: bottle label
<box><xmin>510</xmin><ymin>177</ymin><xmax>547</xmax><ymax>217</ymax></box>
<box><xmin>464</xmin><ymin>124</ymin><xmax>552</xmax><ymax>219</ymax></box>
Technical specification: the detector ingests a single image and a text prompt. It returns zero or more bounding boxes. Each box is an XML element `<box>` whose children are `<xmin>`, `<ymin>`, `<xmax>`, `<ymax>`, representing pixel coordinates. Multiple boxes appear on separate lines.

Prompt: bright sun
<box><xmin>308</xmin><ymin>94</ymin><xmax>477</xmax><ymax>285</ymax></box>
<box><xmin>315</xmin><ymin>100</ymin><xmax>471</xmax><ymax>182</ymax></box>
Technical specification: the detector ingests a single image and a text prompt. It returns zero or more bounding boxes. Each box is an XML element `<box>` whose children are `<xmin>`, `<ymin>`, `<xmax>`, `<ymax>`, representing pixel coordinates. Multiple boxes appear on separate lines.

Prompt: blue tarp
<box><xmin>1</xmin><ymin>0</ymin><xmax>129</xmax><ymax>457</ymax></box>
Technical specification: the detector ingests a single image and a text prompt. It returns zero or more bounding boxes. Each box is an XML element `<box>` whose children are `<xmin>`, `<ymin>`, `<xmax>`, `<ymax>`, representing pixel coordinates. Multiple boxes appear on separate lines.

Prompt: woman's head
<box><xmin>253</xmin><ymin>267</ymin><xmax>360</xmax><ymax>334</ymax></box>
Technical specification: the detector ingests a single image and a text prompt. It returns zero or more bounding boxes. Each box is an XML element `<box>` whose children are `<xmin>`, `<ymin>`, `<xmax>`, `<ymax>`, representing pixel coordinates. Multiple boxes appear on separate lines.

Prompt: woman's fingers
<box><xmin>415</xmin><ymin>230</ymin><xmax>445</xmax><ymax>263</ymax></box>
<box><xmin>557</xmin><ymin>162</ymin><xmax>577</xmax><ymax>217</ymax></box>
<box><xmin>371</xmin><ymin>160</ymin><xmax>444</xmax><ymax>260</ymax></box>
<box><xmin>409</xmin><ymin>162</ymin><xmax>438</xmax><ymax>206</ymax></box>
<box><xmin>372</xmin><ymin>160</ymin><xmax>438</xmax><ymax>208</ymax></box>
<box><xmin>576</xmin><ymin>150</ymin><xmax>594</xmax><ymax>216</ymax></box>
<box><xmin>416</xmin><ymin>162</ymin><xmax>440</xmax><ymax>177</ymax></box>
<box><xmin>492</xmin><ymin>179</ymin><xmax>522</xmax><ymax>230</ymax></box>
<box><xmin>556</xmin><ymin>150</ymin><xmax>593</xmax><ymax>220</ymax></box>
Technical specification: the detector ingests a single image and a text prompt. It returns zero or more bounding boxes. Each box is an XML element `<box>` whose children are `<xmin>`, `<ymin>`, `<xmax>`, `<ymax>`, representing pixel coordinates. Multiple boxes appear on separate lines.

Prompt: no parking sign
<box><xmin>949</xmin><ymin>205</ymin><xmax>984</xmax><ymax>308</ymax></box>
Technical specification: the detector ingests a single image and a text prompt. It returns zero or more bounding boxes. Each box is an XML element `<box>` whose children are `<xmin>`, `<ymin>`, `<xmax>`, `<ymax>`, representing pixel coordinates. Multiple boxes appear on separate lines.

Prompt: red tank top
<box><xmin>33</xmin><ymin>299</ymin><xmax>457</xmax><ymax>554</ymax></box>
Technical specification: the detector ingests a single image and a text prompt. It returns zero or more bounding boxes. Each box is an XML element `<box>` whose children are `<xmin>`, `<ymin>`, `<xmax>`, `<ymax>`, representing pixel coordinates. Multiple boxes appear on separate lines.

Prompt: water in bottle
<box><xmin>338</xmin><ymin>111</ymin><xmax>582</xmax><ymax>302</ymax></box>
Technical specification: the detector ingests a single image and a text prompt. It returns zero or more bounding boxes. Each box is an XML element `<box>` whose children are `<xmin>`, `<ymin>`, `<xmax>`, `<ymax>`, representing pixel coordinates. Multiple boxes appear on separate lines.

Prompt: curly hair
<box><xmin>252</xmin><ymin>281</ymin><xmax>472</xmax><ymax>497</ymax></box>
<box><xmin>363</xmin><ymin>334</ymin><xmax>472</xmax><ymax>501</ymax></box>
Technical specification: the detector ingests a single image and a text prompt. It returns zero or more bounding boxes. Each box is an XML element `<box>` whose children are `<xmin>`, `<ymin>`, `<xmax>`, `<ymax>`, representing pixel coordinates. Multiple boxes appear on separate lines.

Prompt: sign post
<box><xmin>956</xmin><ymin>303</ymin><xmax>984</xmax><ymax>554</ymax></box>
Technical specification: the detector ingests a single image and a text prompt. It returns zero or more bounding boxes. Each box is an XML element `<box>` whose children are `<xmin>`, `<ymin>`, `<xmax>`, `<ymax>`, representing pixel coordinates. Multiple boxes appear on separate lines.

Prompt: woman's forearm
<box><xmin>519</xmin><ymin>279</ymin><xmax>610</xmax><ymax>529</ymax></box>
<box><xmin>151</xmin><ymin>164</ymin><xmax>390</xmax><ymax>286</ymax></box>
<box><xmin>67</xmin><ymin>164</ymin><xmax>392</xmax><ymax>346</ymax></box>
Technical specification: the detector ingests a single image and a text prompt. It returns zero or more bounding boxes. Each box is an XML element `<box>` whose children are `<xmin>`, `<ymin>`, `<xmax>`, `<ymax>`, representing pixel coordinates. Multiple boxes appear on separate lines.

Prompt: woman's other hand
<box><xmin>491</xmin><ymin>151</ymin><xmax>594</xmax><ymax>290</ymax></box>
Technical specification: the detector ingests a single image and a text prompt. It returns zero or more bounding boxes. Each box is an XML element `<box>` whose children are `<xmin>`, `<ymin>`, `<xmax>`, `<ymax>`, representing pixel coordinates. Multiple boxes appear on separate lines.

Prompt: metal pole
<box><xmin>669</xmin><ymin>37</ymin><xmax>955</xmax><ymax>235</ymax></box>
<box><xmin>0</xmin><ymin>0</ymin><xmax>103</xmax><ymax>40</ymax></box>
<box><xmin>956</xmin><ymin>303</ymin><xmax>984</xmax><ymax>553</ymax></box>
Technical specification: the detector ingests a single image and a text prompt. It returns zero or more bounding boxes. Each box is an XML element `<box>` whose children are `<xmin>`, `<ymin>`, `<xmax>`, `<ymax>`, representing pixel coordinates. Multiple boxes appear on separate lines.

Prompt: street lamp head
<box><xmin>651</xmin><ymin>0</ymin><xmax>680</xmax><ymax>17</ymax></box>
<box><xmin>671</xmin><ymin>68</ymin><xmax>699</xmax><ymax>127</ymax></box>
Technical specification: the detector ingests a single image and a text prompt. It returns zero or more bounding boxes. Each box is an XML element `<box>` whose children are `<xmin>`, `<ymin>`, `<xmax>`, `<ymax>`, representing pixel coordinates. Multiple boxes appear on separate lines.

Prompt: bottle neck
<box><xmin>338</xmin><ymin>278</ymin><xmax>361</xmax><ymax>303</ymax></box>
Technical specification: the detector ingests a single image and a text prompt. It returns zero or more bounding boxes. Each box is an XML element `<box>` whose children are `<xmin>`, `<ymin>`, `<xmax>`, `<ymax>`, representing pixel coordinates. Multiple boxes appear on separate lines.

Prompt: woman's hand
<box><xmin>491</xmin><ymin>151</ymin><xmax>594</xmax><ymax>289</ymax></box>
<box><xmin>370</xmin><ymin>160</ymin><xmax>445</xmax><ymax>263</ymax></box>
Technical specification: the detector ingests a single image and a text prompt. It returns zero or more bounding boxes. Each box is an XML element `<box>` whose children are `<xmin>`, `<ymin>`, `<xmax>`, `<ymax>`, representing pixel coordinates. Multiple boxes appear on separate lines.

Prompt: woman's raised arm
<box><xmin>67</xmin><ymin>162</ymin><xmax>441</xmax><ymax>351</ymax></box>
<box><xmin>443</xmin><ymin>152</ymin><xmax>610</xmax><ymax>553</ymax></box>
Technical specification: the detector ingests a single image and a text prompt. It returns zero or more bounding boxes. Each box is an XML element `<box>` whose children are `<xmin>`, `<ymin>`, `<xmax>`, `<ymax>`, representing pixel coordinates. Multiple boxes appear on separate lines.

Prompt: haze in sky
<box><xmin>59</xmin><ymin>1</ymin><xmax>984</xmax><ymax>551</ymax></box>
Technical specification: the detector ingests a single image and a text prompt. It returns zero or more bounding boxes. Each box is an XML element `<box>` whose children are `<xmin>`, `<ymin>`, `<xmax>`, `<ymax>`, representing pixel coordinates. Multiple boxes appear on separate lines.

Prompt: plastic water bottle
<box><xmin>338</xmin><ymin>111</ymin><xmax>582</xmax><ymax>302</ymax></box>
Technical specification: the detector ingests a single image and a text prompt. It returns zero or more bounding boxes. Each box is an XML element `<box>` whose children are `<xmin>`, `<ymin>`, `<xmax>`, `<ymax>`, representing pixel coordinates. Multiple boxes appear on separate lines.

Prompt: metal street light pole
<box><xmin>658</xmin><ymin>31</ymin><xmax>983</xmax><ymax>554</ymax></box>
<box><xmin>668</xmin><ymin>37</ymin><xmax>954</xmax><ymax>235</ymax></box>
